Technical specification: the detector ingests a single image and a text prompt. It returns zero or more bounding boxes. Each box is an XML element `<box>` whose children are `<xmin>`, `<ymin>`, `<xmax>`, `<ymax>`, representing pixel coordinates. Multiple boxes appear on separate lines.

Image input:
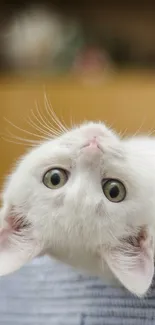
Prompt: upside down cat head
<box><xmin>0</xmin><ymin>121</ymin><xmax>155</xmax><ymax>296</ymax></box>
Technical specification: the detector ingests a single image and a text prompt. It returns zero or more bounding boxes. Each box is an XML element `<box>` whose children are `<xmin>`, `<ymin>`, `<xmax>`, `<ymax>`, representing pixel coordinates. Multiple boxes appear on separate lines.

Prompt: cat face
<box><xmin>0</xmin><ymin>122</ymin><xmax>155</xmax><ymax>296</ymax></box>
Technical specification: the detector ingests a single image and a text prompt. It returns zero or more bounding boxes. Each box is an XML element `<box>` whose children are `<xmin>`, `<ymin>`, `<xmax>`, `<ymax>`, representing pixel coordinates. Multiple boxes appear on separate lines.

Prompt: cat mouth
<box><xmin>81</xmin><ymin>137</ymin><xmax>103</xmax><ymax>153</ymax></box>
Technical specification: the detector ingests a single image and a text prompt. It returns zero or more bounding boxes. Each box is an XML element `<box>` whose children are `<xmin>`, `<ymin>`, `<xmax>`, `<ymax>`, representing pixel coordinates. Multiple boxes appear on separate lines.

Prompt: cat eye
<box><xmin>102</xmin><ymin>179</ymin><xmax>126</xmax><ymax>203</ymax></box>
<box><xmin>43</xmin><ymin>168</ymin><xmax>68</xmax><ymax>189</ymax></box>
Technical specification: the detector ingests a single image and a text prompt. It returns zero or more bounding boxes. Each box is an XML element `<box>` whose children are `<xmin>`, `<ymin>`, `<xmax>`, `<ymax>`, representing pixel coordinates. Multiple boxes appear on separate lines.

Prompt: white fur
<box><xmin>0</xmin><ymin>121</ymin><xmax>155</xmax><ymax>296</ymax></box>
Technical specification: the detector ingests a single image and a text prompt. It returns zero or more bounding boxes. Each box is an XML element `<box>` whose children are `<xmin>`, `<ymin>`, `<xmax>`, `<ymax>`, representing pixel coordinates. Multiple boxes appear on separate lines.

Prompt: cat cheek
<box><xmin>104</xmin><ymin>229</ymin><xmax>154</xmax><ymax>297</ymax></box>
<box><xmin>0</xmin><ymin>204</ymin><xmax>42</xmax><ymax>276</ymax></box>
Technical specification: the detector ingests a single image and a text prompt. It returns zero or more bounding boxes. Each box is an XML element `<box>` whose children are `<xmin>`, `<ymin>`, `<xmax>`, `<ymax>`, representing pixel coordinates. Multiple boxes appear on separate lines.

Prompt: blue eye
<box><xmin>43</xmin><ymin>168</ymin><xmax>68</xmax><ymax>189</ymax></box>
<box><xmin>102</xmin><ymin>179</ymin><xmax>126</xmax><ymax>203</ymax></box>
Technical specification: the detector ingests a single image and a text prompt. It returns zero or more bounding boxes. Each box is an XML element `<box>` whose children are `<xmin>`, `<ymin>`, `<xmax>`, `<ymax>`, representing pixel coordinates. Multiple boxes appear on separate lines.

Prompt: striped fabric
<box><xmin>0</xmin><ymin>256</ymin><xmax>155</xmax><ymax>325</ymax></box>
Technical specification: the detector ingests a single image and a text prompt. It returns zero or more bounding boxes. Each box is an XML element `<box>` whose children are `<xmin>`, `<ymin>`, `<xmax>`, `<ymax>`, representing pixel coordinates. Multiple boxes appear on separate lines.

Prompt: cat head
<box><xmin>0</xmin><ymin>121</ymin><xmax>155</xmax><ymax>296</ymax></box>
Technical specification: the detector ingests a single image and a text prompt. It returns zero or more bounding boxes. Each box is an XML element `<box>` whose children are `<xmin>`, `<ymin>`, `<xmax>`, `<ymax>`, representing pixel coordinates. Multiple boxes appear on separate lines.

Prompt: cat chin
<box><xmin>45</xmin><ymin>243</ymin><xmax>117</xmax><ymax>278</ymax></box>
<box><xmin>45</xmin><ymin>249</ymin><xmax>123</xmax><ymax>288</ymax></box>
<box><xmin>44</xmin><ymin>225</ymin><xmax>155</xmax><ymax>297</ymax></box>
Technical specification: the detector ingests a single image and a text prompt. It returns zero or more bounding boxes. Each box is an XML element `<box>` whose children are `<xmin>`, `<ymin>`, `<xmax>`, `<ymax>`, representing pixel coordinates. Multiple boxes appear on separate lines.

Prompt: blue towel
<box><xmin>0</xmin><ymin>256</ymin><xmax>155</xmax><ymax>325</ymax></box>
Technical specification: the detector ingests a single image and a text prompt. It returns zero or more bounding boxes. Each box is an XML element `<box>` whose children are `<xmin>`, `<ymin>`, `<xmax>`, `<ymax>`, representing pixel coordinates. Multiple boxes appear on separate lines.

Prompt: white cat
<box><xmin>0</xmin><ymin>121</ymin><xmax>155</xmax><ymax>297</ymax></box>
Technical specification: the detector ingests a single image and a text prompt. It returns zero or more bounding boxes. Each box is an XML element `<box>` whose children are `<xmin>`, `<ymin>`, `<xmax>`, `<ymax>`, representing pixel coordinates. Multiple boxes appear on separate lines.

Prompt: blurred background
<box><xmin>1</xmin><ymin>0</ymin><xmax>155</xmax><ymax>186</ymax></box>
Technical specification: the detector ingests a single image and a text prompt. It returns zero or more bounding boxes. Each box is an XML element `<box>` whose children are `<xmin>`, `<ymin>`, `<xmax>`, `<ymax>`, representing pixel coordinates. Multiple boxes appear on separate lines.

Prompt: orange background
<box><xmin>1</xmin><ymin>71</ymin><xmax>155</xmax><ymax>187</ymax></box>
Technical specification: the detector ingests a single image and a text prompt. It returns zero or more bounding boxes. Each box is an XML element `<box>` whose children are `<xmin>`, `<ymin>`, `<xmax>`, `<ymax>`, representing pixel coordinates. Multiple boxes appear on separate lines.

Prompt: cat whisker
<box><xmin>3</xmin><ymin>117</ymin><xmax>50</xmax><ymax>141</ymax></box>
<box><xmin>44</xmin><ymin>101</ymin><xmax>65</xmax><ymax>134</ymax></box>
<box><xmin>2</xmin><ymin>137</ymin><xmax>38</xmax><ymax>147</ymax></box>
<box><xmin>70</xmin><ymin>115</ymin><xmax>74</xmax><ymax>129</ymax></box>
<box><xmin>55</xmin><ymin>104</ymin><xmax>70</xmax><ymax>132</ymax></box>
<box><xmin>44</xmin><ymin>93</ymin><xmax>68</xmax><ymax>133</ymax></box>
<box><xmin>102</xmin><ymin>120</ymin><xmax>116</xmax><ymax>131</ymax></box>
<box><xmin>28</xmin><ymin>107</ymin><xmax>60</xmax><ymax>138</ymax></box>
<box><xmin>34</xmin><ymin>101</ymin><xmax>62</xmax><ymax>136</ymax></box>
<box><xmin>26</xmin><ymin>116</ymin><xmax>53</xmax><ymax>139</ymax></box>
<box><xmin>118</xmin><ymin>128</ymin><xmax>128</xmax><ymax>138</ymax></box>
<box><xmin>31</xmin><ymin>103</ymin><xmax>52</xmax><ymax>133</ymax></box>
<box><xmin>69</xmin><ymin>110</ymin><xmax>77</xmax><ymax>129</ymax></box>
<box><xmin>60</xmin><ymin>114</ymin><xmax>70</xmax><ymax>132</ymax></box>
<box><xmin>147</xmin><ymin>127</ymin><xmax>155</xmax><ymax>136</ymax></box>
<box><xmin>132</xmin><ymin>117</ymin><xmax>146</xmax><ymax>137</ymax></box>
<box><xmin>3</xmin><ymin>128</ymin><xmax>42</xmax><ymax>145</ymax></box>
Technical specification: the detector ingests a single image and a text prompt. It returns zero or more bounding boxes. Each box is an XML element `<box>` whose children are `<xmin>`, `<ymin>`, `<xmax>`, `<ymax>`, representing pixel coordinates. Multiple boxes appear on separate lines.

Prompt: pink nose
<box><xmin>83</xmin><ymin>136</ymin><xmax>99</xmax><ymax>149</ymax></box>
<box><xmin>88</xmin><ymin>136</ymin><xmax>98</xmax><ymax>147</ymax></box>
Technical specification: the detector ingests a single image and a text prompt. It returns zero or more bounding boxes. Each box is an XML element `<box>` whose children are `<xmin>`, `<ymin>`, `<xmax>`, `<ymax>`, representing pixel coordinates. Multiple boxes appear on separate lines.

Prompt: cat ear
<box><xmin>104</xmin><ymin>229</ymin><xmax>154</xmax><ymax>296</ymax></box>
<box><xmin>0</xmin><ymin>204</ymin><xmax>41</xmax><ymax>276</ymax></box>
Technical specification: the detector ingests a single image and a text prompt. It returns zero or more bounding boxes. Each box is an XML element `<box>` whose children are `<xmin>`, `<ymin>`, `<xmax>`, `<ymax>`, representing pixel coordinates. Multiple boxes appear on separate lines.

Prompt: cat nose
<box><xmin>83</xmin><ymin>136</ymin><xmax>99</xmax><ymax>149</ymax></box>
<box><xmin>88</xmin><ymin>136</ymin><xmax>98</xmax><ymax>147</ymax></box>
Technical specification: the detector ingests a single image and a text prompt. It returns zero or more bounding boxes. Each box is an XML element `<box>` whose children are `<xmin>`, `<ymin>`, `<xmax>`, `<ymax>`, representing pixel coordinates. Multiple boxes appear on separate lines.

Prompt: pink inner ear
<box><xmin>0</xmin><ymin>227</ymin><xmax>11</xmax><ymax>246</ymax></box>
<box><xmin>104</xmin><ymin>228</ymin><xmax>154</xmax><ymax>296</ymax></box>
<box><xmin>7</xmin><ymin>213</ymin><xmax>31</xmax><ymax>232</ymax></box>
<box><xmin>0</xmin><ymin>210</ymin><xmax>31</xmax><ymax>248</ymax></box>
<box><xmin>0</xmin><ymin>206</ymin><xmax>41</xmax><ymax>276</ymax></box>
<box><xmin>1</xmin><ymin>204</ymin><xmax>31</xmax><ymax>232</ymax></box>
